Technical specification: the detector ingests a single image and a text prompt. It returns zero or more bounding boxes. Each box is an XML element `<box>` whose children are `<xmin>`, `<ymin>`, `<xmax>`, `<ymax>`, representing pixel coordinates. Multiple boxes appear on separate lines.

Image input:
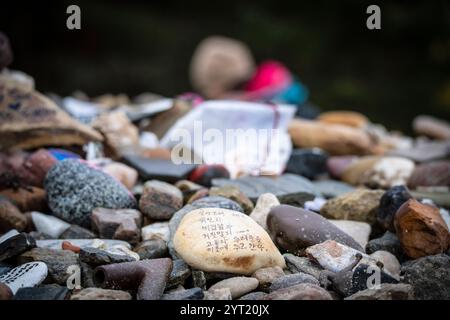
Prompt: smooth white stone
<box><xmin>31</xmin><ymin>211</ymin><xmax>71</xmax><ymax>238</ymax></box>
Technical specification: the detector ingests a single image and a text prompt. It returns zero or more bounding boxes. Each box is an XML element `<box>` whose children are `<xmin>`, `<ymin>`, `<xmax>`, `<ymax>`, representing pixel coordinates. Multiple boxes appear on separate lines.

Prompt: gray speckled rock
<box><xmin>401</xmin><ymin>254</ymin><xmax>450</xmax><ymax>300</ymax></box>
<box><xmin>44</xmin><ymin>159</ymin><xmax>136</xmax><ymax>227</ymax></box>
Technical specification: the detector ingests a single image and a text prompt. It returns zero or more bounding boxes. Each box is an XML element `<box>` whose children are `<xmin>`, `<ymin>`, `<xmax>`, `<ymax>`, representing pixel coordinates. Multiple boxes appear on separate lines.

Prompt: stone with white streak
<box><xmin>305</xmin><ymin>240</ymin><xmax>377</xmax><ymax>273</ymax></box>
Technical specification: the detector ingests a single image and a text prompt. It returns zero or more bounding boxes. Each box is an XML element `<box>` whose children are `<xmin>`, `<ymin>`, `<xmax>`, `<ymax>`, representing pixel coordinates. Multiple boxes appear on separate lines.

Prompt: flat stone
<box><xmin>345</xmin><ymin>283</ymin><xmax>414</xmax><ymax>300</ymax></box>
<box><xmin>122</xmin><ymin>155</ymin><xmax>197</xmax><ymax>184</ymax></box>
<box><xmin>91</xmin><ymin>208</ymin><xmax>142</xmax><ymax>244</ymax></box>
<box><xmin>369</xmin><ymin>250</ymin><xmax>401</xmax><ymax>279</ymax></box>
<box><xmin>413</xmin><ymin>115</ymin><xmax>450</xmax><ymax>140</ymax></box>
<box><xmin>0</xmin><ymin>262</ymin><xmax>48</xmax><ymax>294</ymax></box>
<box><xmin>238</xmin><ymin>291</ymin><xmax>268</xmax><ymax>300</ymax></box>
<box><xmin>70</xmin><ymin>288</ymin><xmax>132</xmax><ymax>300</ymax></box>
<box><xmin>312</xmin><ymin>180</ymin><xmax>355</xmax><ymax>198</ymax></box>
<box><xmin>31</xmin><ymin>211</ymin><xmax>70</xmax><ymax>238</ymax></box>
<box><xmin>288</xmin><ymin>119</ymin><xmax>374</xmax><ymax>155</ymax></box>
<box><xmin>252</xmin><ymin>266</ymin><xmax>285</xmax><ymax>291</ymax></box>
<box><xmin>14</xmin><ymin>284</ymin><xmax>69</xmax><ymax>300</ymax></box>
<box><xmin>203</xmin><ymin>288</ymin><xmax>232</xmax><ymax>300</ymax></box>
<box><xmin>134</xmin><ymin>239</ymin><xmax>168</xmax><ymax>260</ymax></box>
<box><xmin>285</xmin><ymin>148</ymin><xmax>328</xmax><ymax>179</ymax></box>
<box><xmin>208</xmin><ymin>276</ymin><xmax>259</xmax><ymax>299</ymax></box>
<box><xmin>269</xmin><ymin>273</ymin><xmax>319</xmax><ymax>292</ymax></box>
<box><xmin>212</xmin><ymin>174</ymin><xmax>318</xmax><ymax>205</ymax></box>
<box><xmin>209</xmin><ymin>185</ymin><xmax>254</xmax><ymax>214</ymax></box>
<box><xmin>365</xmin><ymin>231</ymin><xmax>408</xmax><ymax>262</ymax></box>
<box><xmin>141</xmin><ymin>222</ymin><xmax>170</xmax><ymax>242</ymax></box>
<box><xmin>59</xmin><ymin>225</ymin><xmax>96</xmax><ymax>239</ymax></box>
<box><xmin>328</xmin><ymin>220</ymin><xmax>371</xmax><ymax>248</ymax></box>
<box><xmin>267</xmin><ymin>205</ymin><xmax>363</xmax><ymax>255</ymax></box>
<box><xmin>18</xmin><ymin>248</ymin><xmax>79</xmax><ymax>285</ymax></box>
<box><xmin>263</xmin><ymin>283</ymin><xmax>332</xmax><ymax>300</ymax></box>
<box><xmin>408</xmin><ymin>161</ymin><xmax>450</xmax><ymax>189</ymax></box>
<box><xmin>283</xmin><ymin>254</ymin><xmax>323</xmax><ymax>280</ymax></box>
<box><xmin>0</xmin><ymin>232</ymin><xmax>36</xmax><ymax>262</ymax></box>
<box><xmin>377</xmin><ymin>186</ymin><xmax>412</xmax><ymax>232</ymax></box>
<box><xmin>305</xmin><ymin>240</ymin><xmax>377</xmax><ymax>273</ymax></box>
<box><xmin>388</xmin><ymin>139</ymin><xmax>450</xmax><ymax>163</ymax></box>
<box><xmin>394</xmin><ymin>199</ymin><xmax>450</xmax><ymax>258</ymax></box>
<box><xmin>167</xmin><ymin>259</ymin><xmax>191</xmax><ymax>288</ymax></box>
<box><xmin>401</xmin><ymin>254</ymin><xmax>450</xmax><ymax>300</ymax></box>
<box><xmin>0</xmin><ymin>83</ymin><xmax>102</xmax><ymax>150</ymax></box>
<box><xmin>161</xmin><ymin>287</ymin><xmax>204</xmax><ymax>300</ymax></box>
<box><xmin>139</xmin><ymin>180</ymin><xmax>183</xmax><ymax>220</ymax></box>
<box><xmin>0</xmin><ymin>197</ymin><xmax>27</xmax><ymax>233</ymax></box>
<box><xmin>44</xmin><ymin>159</ymin><xmax>136</xmax><ymax>228</ymax></box>
<box><xmin>79</xmin><ymin>247</ymin><xmax>135</xmax><ymax>266</ymax></box>
<box><xmin>249</xmin><ymin>193</ymin><xmax>280</xmax><ymax>232</ymax></box>
<box><xmin>320</xmin><ymin>189</ymin><xmax>384</xmax><ymax>225</ymax></box>
<box><xmin>173</xmin><ymin>208</ymin><xmax>285</xmax><ymax>274</ymax></box>
<box><xmin>342</xmin><ymin>156</ymin><xmax>415</xmax><ymax>189</ymax></box>
<box><xmin>36</xmin><ymin>238</ymin><xmax>131</xmax><ymax>250</ymax></box>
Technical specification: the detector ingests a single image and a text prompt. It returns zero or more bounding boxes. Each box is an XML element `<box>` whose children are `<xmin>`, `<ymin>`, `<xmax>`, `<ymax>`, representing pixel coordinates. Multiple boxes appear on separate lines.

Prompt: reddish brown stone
<box><xmin>408</xmin><ymin>161</ymin><xmax>450</xmax><ymax>189</ymax></box>
<box><xmin>394</xmin><ymin>199</ymin><xmax>450</xmax><ymax>259</ymax></box>
<box><xmin>0</xmin><ymin>187</ymin><xmax>47</xmax><ymax>212</ymax></box>
<box><xmin>0</xmin><ymin>197</ymin><xmax>27</xmax><ymax>233</ymax></box>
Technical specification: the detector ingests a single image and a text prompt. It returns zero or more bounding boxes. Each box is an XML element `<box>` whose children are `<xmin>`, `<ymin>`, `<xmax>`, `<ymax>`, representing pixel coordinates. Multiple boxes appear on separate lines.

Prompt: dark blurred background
<box><xmin>1</xmin><ymin>0</ymin><xmax>450</xmax><ymax>133</ymax></box>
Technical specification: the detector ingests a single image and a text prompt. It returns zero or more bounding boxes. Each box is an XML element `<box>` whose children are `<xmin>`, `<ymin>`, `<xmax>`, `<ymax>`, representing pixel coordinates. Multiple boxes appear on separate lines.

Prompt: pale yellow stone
<box><xmin>173</xmin><ymin>208</ymin><xmax>285</xmax><ymax>275</ymax></box>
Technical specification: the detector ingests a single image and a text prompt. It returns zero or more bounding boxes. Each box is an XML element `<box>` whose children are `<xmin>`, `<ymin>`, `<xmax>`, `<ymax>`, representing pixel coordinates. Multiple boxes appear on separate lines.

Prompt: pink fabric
<box><xmin>244</xmin><ymin>60</ymin><xmax>292</xmax><ymax>98</ymax></box>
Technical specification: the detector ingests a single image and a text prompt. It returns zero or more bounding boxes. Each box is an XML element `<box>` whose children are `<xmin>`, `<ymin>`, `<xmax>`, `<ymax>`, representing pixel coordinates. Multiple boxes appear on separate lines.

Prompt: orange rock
<box><xmin>394</xmin><ymin>199</ymin><xmax>450</xmax><ymax>259</ymax></box>
<box><xmin>318</xmin><ymin>111</ymin><xmax>369</xmax><ymax>128</ymax></box>
<box><xmin>288</xmin><ymin>119</ymin><xmax>375</xmax><ymax>155</ymax></box>
<box><xmin>62</xmin><ymin>241</ymin><xmax>81</xmax><ymax>253</ymax></box>
<box><xmin>140</xmin><ymin>147</ymin><xmax>172</xmax><ymax>160</ymax></box>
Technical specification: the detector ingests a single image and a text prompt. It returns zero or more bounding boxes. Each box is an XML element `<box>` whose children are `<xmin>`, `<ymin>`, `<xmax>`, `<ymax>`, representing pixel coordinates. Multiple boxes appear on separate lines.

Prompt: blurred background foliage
<box><xmin>1</xmin><ymin>0</ymin><xmax>450</xmax><ymax>133</ymax></box>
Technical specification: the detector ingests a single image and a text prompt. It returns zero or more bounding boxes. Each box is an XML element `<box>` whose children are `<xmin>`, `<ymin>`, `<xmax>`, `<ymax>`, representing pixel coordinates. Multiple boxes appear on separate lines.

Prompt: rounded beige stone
<box><xmin>174</xmin><ymin>207</ymin><xmax>285</xmax><ymax>274</ymax></box>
